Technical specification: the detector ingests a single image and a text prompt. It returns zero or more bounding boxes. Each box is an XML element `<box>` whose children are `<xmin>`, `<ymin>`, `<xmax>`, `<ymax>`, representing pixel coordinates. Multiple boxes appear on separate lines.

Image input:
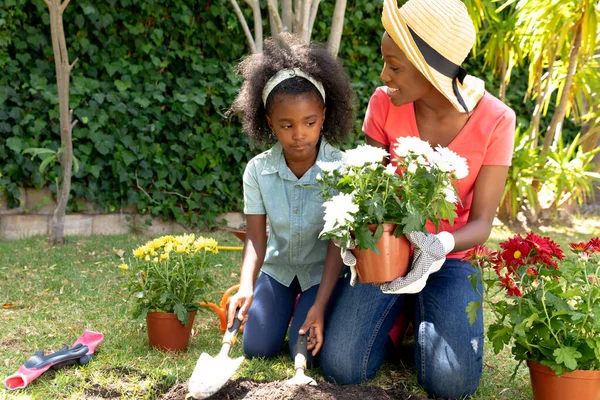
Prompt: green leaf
<box><xmin>6</xmin><ymin>137</ymin><xmax>23</xmax><ymax>154</ymax></box>
<box><xmin>553</xmin><ymin>347</ymin><xmax>581</xmax><ymax>370</ymax></box>
<box><xmin>173</xmin><ymin>303</ymin><xmax>188</xmax><ymax>325</ymax></box>
<box><xmin>487</xmin><ymin>324</ymin><xmax>512</xmax><ymax>354</ymax></box>
<box><xmin>114</xmin><ymin>79</ymin><xmax>131</xmax><ymax>93</ymax></box>
<box><xmin>38</xmin><ymin>154</ymin><xmax>56</xmax><ymax>173</ymax></box>
<box><xmin>466</xmin><ymin>301</ymin><xmax>481</xmax><ymax>326</ymax></box>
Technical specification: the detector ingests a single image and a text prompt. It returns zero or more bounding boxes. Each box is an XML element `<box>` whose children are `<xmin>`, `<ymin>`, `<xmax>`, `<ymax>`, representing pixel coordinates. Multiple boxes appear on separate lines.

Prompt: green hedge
<box><xmin>0</xmin><ymin>0</ymin><xmax>560</xmax><ymax>227</ymax></box>
<box><xmin>0</xmin><ymin>0</ymin><xmax>389</xmax><ymax>227</ymax></box>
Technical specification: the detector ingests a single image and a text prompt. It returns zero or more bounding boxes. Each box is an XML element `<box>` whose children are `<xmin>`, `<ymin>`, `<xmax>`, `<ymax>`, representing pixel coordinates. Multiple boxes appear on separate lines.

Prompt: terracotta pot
<box><xmin>227</xmin><ymin>229</ymin><xmax>247</xmax><ymax>242</ymax></box>
<box><xmin>528</xmin><ymin>360</ymin><xmax>600</xmax><ymax>400</ymax></box>
<box><xmin>353</xmin><ymin>223</ymin><xmax>410</xmax><ymax>284</ymax></box>
<box><xmin>146</xmin><ymin>311</ymin><xmax>197</xmax><ymax>351</ymax></box>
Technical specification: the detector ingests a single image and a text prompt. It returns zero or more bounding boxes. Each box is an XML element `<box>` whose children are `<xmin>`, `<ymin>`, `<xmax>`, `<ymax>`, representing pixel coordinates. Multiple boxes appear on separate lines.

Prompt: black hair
<box><xmin>228</xmin><ymin>33</ymin><xmax>355</xmax><ymax>145</ymax></box>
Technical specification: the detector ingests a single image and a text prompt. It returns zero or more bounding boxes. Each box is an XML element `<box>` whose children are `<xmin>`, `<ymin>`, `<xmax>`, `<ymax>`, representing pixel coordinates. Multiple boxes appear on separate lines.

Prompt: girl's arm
<box><xmin>227</xmin><ymin>214</ymin><xmax>267</xmax><ymax>327</ymax></box>
<box><xmin>299</xmin><ymin>239</ymin><xmax>345</xmax><ymax>355</ymax></box>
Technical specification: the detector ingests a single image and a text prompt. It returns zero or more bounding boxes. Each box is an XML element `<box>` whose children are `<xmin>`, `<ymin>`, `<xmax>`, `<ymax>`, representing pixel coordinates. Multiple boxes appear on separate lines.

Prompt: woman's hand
<box><xmin>299</xmin><ymin>304</ymin><xmax>326</xmax><ymax>356</ymax></box>
<box><xmin>226</xmin><ymin>285</ymin><xmax>254</xmax><ymax>328</ymax></box>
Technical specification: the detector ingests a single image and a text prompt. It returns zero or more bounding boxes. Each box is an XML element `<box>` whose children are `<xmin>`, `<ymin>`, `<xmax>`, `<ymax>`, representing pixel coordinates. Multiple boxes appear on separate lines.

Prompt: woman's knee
<box><xmin>420</xmin><ymin>371</ymin><xmax>480</xmax><ymax>399</ymax></box>
<box><xmin>320</xmin><ymin>347</ymin><xmax>365</xmax><ymax>385</ymax></box>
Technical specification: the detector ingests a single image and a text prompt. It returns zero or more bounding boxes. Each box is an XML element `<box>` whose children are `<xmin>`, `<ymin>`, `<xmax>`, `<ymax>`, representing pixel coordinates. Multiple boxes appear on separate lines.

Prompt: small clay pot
<box><xmin>528</xmin><ymin>360</ymin><xmax>600</xmax><ymax>400</ymax></box>
<box><xmin>353</xmin><ymin>223</ymin><xmax>410</xmax><ymax>284</ymax></box>
<box><xmin>146</xmin><ymin>311</ymin><xmax>196</xmax><ymax>351</ymax></box>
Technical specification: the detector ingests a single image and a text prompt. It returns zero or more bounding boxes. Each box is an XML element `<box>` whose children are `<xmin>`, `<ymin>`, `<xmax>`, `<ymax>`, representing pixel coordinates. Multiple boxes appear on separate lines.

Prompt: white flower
<box><xmin>407</xmin><ymin>162</ymin><xmax>417</xmax><ymax>173</ymax></box>
<box><xmin>394</xmin><ymin>136</ymin><xmax>434</xmax><ymax>158</ymax></box>
<box><xmin>342</xmin><ymin>145</ymin><xmax>389</xmax><ymax>167</ymax></box>
<box><xmin>432</xmin><ymin>146</ymin><xmax>469</xmax><ymax>179</ymax></box>
<box><xmin>316</xmin><ymin>173</ymin><xmax>322</xmax><ymax>181</ymax></box>
<box><xmin>384</xmin><ymin>163</ymin><xmax>397</xmax><ymax>175</ymax></box>
<box><xmin>317</xmin><ymin>160</ymin><xmax>343</xmax><ymax>172</ymax></box>
<box><xmin>443</xmin><ymin>184</ymin><xmax>458</xmax><ymax>203</ymax></box>
<box><xmin>320</xmin><ymin>193</ymin><xmax>359</xmax><ymax>235</ymax></box>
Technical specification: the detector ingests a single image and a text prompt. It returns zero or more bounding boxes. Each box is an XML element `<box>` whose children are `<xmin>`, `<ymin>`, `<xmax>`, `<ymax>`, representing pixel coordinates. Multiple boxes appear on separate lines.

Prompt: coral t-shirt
<box><xmin>363</xmin><ymin>87</ymin><xmax>516</xmax><ymax>259</ymax></box>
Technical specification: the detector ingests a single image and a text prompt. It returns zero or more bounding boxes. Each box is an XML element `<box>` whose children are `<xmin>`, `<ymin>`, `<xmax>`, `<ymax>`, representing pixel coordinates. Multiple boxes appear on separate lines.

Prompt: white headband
<box><xmin>262</xmin><ymin>68</ymin><xmax>326</xmax><ymax>106</ymax></box>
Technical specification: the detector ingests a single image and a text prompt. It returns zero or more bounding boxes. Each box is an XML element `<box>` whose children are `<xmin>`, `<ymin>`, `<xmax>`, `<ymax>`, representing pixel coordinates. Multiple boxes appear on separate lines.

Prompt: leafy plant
<box><xmin>465</xmin><ymin>233</ymin><xmax>600</xmax><ymax>375</ymax></box>
<box><xmin>120</xmin><ymin>234</ymin><xmax>219</xmax><ymax>325</ymax></box>
<box><xmin>317</xmin><ymin>138</ymin><xmax>465</xmax><ymax>252</ymax></box>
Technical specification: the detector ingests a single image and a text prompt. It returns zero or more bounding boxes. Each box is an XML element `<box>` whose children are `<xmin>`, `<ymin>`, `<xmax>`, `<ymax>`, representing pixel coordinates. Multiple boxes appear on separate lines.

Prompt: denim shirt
<box><xmin>243</xmin><ymin>139</ymin><xmax>342</xmax><ymax>291</ymax></box>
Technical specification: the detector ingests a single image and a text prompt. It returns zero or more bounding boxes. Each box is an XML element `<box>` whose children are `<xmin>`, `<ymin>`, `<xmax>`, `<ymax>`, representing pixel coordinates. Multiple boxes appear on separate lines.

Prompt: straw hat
<box><xmin>382</xmin><ymin>0</ymin><xmax>485</xmax><ymax>113</ymax></box>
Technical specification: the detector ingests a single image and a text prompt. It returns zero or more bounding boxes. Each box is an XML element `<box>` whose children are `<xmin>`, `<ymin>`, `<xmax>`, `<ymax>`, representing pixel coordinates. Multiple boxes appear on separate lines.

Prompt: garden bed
<box><xmin>161</xmin><ymin>378</ymin><xmax>427</xmax><ymax>400</ymax></box>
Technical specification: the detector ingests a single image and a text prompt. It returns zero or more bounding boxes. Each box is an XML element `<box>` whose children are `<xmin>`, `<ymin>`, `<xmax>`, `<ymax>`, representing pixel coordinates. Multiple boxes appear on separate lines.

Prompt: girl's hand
<box><xmin>226</xmin><ymin>285</ymin><xmax>254</xmax><ymax>328</ymax></box>
<box><xmin>299</xmin><ymin>304</ymin><xmax>326</xmax><ymax>356</ymax></box>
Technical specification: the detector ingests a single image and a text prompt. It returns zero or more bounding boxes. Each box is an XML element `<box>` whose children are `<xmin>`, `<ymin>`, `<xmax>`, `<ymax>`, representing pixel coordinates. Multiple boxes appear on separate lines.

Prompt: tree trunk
<box><xmin>230</xmin><ymin>0</ymin><xmax>257</xmax><ymax>53</ymax></box>
<box><xmin>530</xmin><ymin>48</ymin><xmax>556</xmax><ymax>148</ymax></box>
<box><xmin>281</xmin><ymin>0</ymin><xmax>292</xmax><ymax>31</ymax></box>
<box><xmin>327</xmin><ymin>0</ymin><xmax>347</xmax><ymax>57</ymax></box>
<box><xmin>542</xmin><ymin>22</ymin><xmax>583</xmax><ymax>152</ymax></box>
<box><xmin>45</xmin><ymin>0</ymin><xmax>77</xmax><ymax>245</ymax></box>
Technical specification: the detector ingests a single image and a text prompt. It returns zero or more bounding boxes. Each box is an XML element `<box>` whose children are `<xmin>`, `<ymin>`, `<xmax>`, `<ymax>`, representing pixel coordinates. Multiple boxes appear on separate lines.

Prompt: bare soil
<box><xmin>161</xmin><ymin>378</ymin><xmax>427</xmax><ymax>400</ymax></box>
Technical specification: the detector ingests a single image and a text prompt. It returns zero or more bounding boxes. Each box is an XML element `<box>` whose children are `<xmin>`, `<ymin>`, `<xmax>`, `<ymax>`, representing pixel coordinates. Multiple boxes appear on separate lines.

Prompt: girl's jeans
<box><xmin>320</xmin><ymin>258</ymin><xmax>484</xmax><ymax>399</ymax></box>
<box><xmin>242</xmin><ymin>272</ymin><xmax>336</xmax><ymax>366</ymax></box>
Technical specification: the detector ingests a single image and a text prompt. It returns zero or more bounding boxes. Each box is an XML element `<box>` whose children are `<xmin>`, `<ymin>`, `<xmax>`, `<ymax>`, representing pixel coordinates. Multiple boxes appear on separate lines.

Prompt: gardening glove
<box><xmin>380</xmin><ymin>231</ymin><xmax>454</xmax><ymax>294</ymax></box>
<box><xmin>333</xmin><ymin>239</ymin><xmax>359</xmax><ymax>286</ymax></box>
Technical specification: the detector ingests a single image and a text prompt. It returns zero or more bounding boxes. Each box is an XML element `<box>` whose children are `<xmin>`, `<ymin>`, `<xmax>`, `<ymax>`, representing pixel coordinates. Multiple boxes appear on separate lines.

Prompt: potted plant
<box><xmin>464</xmin><ymin>234</ymin><xmax>600</xmax><ymax>400</ymax></box>
<box><xmin>316</xmin><ymin>138</ymin><xmax>467</xmax><ymax>283</ymax></box>
<box><xmin>120</xmin><ymin>234</ymin><xmax>219</xmax><ymax>351</ymax></box>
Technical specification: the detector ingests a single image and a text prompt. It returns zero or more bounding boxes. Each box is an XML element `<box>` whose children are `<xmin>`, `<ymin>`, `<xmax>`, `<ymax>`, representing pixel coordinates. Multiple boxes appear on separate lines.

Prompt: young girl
<box><xmin>225</xmin><ymin>33</ymin><xmax>354</xmax><ymax>365</ymax></box>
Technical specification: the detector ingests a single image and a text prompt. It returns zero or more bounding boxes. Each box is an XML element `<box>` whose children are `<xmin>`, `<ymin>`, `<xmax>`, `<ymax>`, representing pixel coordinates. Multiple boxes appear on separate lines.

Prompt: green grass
<box><xmin>1</xmin><ymin>216</ymin><xmax>598</xmax><ymax>399</ymax></box>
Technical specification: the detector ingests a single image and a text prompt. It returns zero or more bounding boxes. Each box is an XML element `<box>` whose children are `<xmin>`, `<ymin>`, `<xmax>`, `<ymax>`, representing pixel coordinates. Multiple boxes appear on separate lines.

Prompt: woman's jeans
<box><xmin>321</xmin><ymin>258</ymin><xmax>484</xmax><ymax>399</ymax></box>
<box><xmin>242</xmin><ymin>273</ymin><xmax>328</xmax><ymax>366</ymax></box>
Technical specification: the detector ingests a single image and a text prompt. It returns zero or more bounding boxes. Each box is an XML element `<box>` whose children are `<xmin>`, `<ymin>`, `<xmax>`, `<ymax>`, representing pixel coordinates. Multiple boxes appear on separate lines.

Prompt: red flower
<box><xmin>525</xmin><ymin>266</ymin><xmax>538</xmax><ymax>276</ymax></box>
<box><xmin>587</xmin><ymin>237</ymin><xmax>600</xmax><ymax>253</ymax></box>
<box><xmin>570</xmin><ymin>241</ymin><xmax>591</xmax><ymax>253</ymax></box>
<box><xmin>499</xmin><ymin>234</ymin><xmax>530</xmax><ymax>272</ymax></box>
<box><xmin>462</xmin><ymin>245</ymin><xmax>493</xmax><ymax>262</ymax></box>
<box><xmin>500</xmin><ymin>275</ymin><xmax>522</xmax><ymax>297</ymax></box>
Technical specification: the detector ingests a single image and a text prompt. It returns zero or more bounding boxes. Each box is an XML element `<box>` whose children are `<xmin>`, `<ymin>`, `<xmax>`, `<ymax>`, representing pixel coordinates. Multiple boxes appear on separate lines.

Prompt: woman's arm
<box><xmin>227</xmin><ymin>214</ymin><xmax>267</xmax><ymax>327</ymax></box>
<box><xmin>451</xmin><ymin>165</ymin><xmax>509</xmax><ymax>252</ymax></box>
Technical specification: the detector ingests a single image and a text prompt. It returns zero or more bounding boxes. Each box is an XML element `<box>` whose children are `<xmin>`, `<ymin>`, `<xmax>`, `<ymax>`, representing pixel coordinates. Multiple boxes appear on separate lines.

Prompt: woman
<box><xmin>300</xmin><ymin>0</ymin><xmax>516</xmax><ymax>397</ymax></box>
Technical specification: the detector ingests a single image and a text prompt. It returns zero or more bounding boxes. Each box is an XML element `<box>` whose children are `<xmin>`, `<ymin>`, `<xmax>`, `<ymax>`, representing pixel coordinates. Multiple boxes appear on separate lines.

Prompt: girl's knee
<box><xmin>242</xmin><ymin>338</ymin><xmax>281</xmax><ymax>359</ymax></box>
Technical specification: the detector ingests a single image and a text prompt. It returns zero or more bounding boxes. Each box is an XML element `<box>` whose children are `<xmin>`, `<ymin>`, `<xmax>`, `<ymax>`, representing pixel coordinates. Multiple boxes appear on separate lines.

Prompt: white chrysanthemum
<box><xmin>394</xmin><ymin>136</ymin><xmax>434</xmax><ymax>158</ymax></box>
<box><xmin>443</xmin><ymin>184</ymin><xmax>458</xmax><ymax>203</ymax></box>
<box><xmin>384</xmin><ymin>163</ymin><xmax>397</xmax><ymax>175</ymax></box>
<box><xmin>321</xmin><ymin>193</ymin><xmax>359</xmax><ymax>234</ymax></box>
<box><xmin>432</xmin><ymin>146</ymin><xmax>469</xmax><ymax>179</ymax></box>
<box><xmin>407</xmin><ymin>162</ymin><xmax>417</xmax><ymax>173</ymax></box>
<box><xmin>317</xmin><ymin>160</ymin><xmax>343</xmax><ymax>172</ymax></box>
<box><xmin>342</xmin><ymin>145</ymin><xmax>389</xmax><ymax>167</ymax></box>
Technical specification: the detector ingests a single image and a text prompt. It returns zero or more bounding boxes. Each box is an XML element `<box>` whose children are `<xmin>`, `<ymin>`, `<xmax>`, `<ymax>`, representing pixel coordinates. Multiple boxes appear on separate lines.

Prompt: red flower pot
<box><xmin>146</xmin><ymin>311</ymin><xmax>196</xmax><ymax>351</ymax></box>
<box><xmin>528</xmin><ymin>360</ymin><xmax>600</xmax><ymax>400</ymax></box>
<box><xmin>353</xmin><ymin>223</ymin><xmax>410</xmax><ymax>284</ymax></box>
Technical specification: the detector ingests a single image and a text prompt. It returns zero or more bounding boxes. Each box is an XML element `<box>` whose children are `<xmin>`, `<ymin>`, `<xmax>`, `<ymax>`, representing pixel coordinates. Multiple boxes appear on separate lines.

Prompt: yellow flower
<box><xmin>160</xmin><ymin>253</ymin><xmax>169</xmax><ymax>261</ymax></box>
<box><xmin>193</xmin><ymin>237</ymin><xmax>219</xmax><ymax>253</ymax></box>
<box><xmin>153</xmin><ymin>257</ymin><xmax>159</xmax><ymax>263</ymax></box>
<box><xmin>118</xmin><ymin>263</ymin><xmax>129</xmax><ymax>271</ymax></box>
<box><xmin>144</xmin><ymin>255</ymin><xmax>150</xmax><ymax>261</ymax></box>
<box><xmin>133</xmin><ymin>248</ymin><xmax>145</xmax><ymax>259</ymax></box>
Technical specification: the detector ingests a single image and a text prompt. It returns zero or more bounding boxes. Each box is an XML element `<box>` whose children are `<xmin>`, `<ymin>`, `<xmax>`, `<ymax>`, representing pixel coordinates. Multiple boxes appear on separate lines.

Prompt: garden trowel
<box><xmin>285</xmin><ymin>334</ymin><xmax>317</xmax><ymax>386</ymax></box>
<box><xmin>186</xmin><ymin>311</ymin><xmax>244</xmax><ymax>399</ymax></box>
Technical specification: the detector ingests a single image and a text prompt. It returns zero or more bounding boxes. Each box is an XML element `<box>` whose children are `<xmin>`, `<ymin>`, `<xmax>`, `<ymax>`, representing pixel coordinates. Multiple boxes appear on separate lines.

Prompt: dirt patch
<box><xmin>84</xmin><ymin>382</ymin><xmax>122</xmax><ymax>398</ymax></box>
<box><xmin>161</xmin><ymin>378</ymin><xmax>427</xmax><ymax>400</ymax></box>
